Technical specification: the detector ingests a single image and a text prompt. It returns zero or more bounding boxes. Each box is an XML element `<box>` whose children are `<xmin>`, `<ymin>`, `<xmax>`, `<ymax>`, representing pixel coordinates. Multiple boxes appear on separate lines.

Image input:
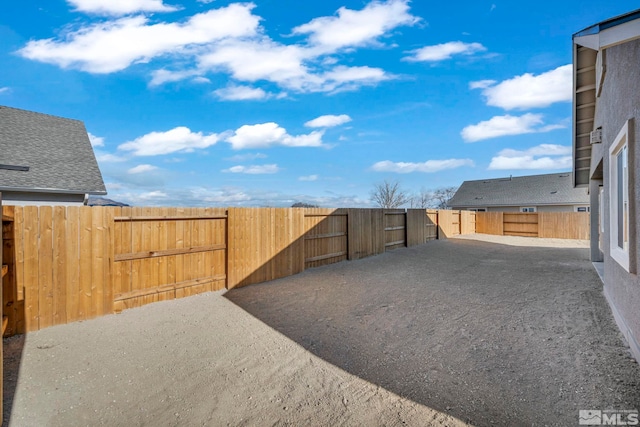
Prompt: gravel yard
<box><xmin>4</xmin><ymin>234</ymin><xmax>639</xmax><ymax>426</ymax></box>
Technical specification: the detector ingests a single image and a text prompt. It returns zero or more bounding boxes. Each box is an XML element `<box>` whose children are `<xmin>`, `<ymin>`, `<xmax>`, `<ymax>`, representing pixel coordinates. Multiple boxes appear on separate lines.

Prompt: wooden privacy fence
<box><xmin>476</xmin><ymin>211</ymin><xmax>590</xmax><ymax>239</ymax></box>
<box><xmin>1</xmin><ymin>206</ymin><xmax>473</xmax><ymax>334</ymax></box>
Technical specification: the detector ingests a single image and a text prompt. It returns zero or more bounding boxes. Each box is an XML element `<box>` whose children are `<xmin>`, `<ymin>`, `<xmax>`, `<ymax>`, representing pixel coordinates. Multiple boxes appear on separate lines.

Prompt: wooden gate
<box><xmin>112</xmin><ymin>207</ymin><xmax>227</xmax><ymax>312</ymax></box>
<box><xmin>384</xmin><ymin>210</ymin><xmax>406</xmax><ymax>251</ymax></box>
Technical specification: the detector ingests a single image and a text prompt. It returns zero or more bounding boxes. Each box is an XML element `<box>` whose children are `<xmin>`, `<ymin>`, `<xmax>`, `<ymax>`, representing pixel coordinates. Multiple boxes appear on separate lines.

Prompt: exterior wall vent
<box><xmin>590</xmin><ymin>128</ymin><xmax>602</xmax><ymax>144</ymax></box>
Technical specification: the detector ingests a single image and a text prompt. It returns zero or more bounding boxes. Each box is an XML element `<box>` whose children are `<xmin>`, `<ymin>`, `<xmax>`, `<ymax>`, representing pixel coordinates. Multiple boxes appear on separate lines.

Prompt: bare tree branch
<box><xmin>371</xmin><ymin>180</ymin><xmax>410</xmax><ymax>208</ymax></box>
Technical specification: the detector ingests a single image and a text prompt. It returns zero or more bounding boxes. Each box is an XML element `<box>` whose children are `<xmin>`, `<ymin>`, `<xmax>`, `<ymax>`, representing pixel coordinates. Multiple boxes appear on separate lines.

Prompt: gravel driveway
<box><xmin>4</xmin><ymin>234</ymin><xmax>639</xmax><ymax>426</ymax></box>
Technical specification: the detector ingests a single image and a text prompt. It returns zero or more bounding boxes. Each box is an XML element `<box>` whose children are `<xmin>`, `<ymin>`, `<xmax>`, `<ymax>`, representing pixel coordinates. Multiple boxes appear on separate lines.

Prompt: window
<box><xmin>469</xmin><ymin>208</ymin><xmax>486</xmax><ymax>212</ymax></box>
<box><xmin>575</xmin><ymin>206</ymin><xmax>590</xmax><ymax>212</ymax></box>
<box><xmin>521</xmin><ymin>207</ymin><xmax>536</xmax><ymax>213</ymax></box>
<box><xmin>609</xmin><ymin>121</ymin><xmax>630</xmax><ymax>271</ymax></box>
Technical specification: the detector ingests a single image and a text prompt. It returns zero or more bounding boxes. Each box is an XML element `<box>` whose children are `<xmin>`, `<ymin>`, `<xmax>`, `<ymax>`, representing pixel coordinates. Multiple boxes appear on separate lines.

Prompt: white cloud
<box><xmin>119</xmin><ymin>126</ymin><xmax>220</xmax><ymax>155</ymax></box>
<box><xmin>67</xmin><ymin>0</ymin><xmax>178</xmax><ymax>15</ymax></box>
<box><xmin>19</xmin><ymin>4</ymin><xmax>259</xmax><ymax>73</ymax></box>
<box><xmin>149</xmin><ymin>69</ymin><xmax>200</xmax><ymax>86</ymax></box>
<box><xmin>88</xmin><ymin>132</ymin><xmax>105</xmax><ymax>147</ymax></box>
<box><xmin>222</xmin><ymin>164</ymin><xmax>280</xmax><ymax>174</ymax></box>
<box><xmin>292</xmin><ymin>0</ymin><xmax>420</xmax><ymax>52</ymax></box>
<box><xmin>225</xmin><ymin>153</ymin><xmax>267</xmax><ymax>162</ymax></box>
<box><xmin>138</xmin><ymin>190</ymin><xmax>169</xmax><ymax>199</ymax></box>
<box><xmin>96</xmin><ymin>152</ymin><xmax>127</xmax><ymax>162</ymax></box>
<box><xmin>197</xmin><ymin>0</ymin><xmax>215</xmax><ymax>3</ymax></box>
<box><xmin>489</xmin><ymin>156</ymin><xmax>571</xmax><ymax>170</ymax></box>
<box><xmin>497</xmin><ymin>144</ymin><xmax>571</xmax><ymax>157</ymax></box>
<box><xmin>299</xmin><ymin>175</ymin><xmax>319</xmax><ymax>181</ymax></box>
<box><xmin>226</xmin><ymin>122</ymin><xmax>324</xmax><ymax>149</ymax></box>
<box><xmin>20</xmin><ymin>1</ymin><xmax>415</xmax><ymax>96</ymax></box>
<box><xmin>0</xmin><ymin>87</ymin><xmax>9</xmax><ymax>93</ymax></box>
<box><xmin>305</xmin><ymin>114</ymin><xmax>351</xmax><ymax>128</ymax></box>
<box><xmin>20</xmin><ymin>0</ymin><xmax>420</xmax><ymax>97</ymax></box>
<box><xmin>214</xmin><ymin>84</ymin><xmax>269</xmax><ymax>101</ymax></box>
<box><xmin>404</xmin><ymin>41</ymin><xmax>486</xmax><ymax>62</ymax></box>
<box><xmin>461</xmin><ymin>113</ymin><xmax>564</xmax><ymax>142</ymax></box>
<box><xmin>128</xmin><ymin>164</ymin><xmax>158</xmax><ymax>174</ymax></box>
<box><xmin>488</xmin><ymin>143</ymin><xmax>572</xmax><ymax>170</ymax></box>
<box><xmin>192</xmin><ymin>76</ymin><xmax>211</xmax><ymax>84</ymax></box>
<box><xmin>199</xmin><ymin>39</ymin><xmax>314</xmax><ymax>88</ymax></box>
<box><xmin>371</xmin><ymin>158</ymin><xmax>475</xmax><ymax>173</ymax></box>
<box><xmin>320</xmin><ymin>65</ymin><xmax>390</xmax><ymax>92</ymax></box>
<box><xmin>469</xmin><ymin>79</ymin><xmax>496</xmax><ymax>90</ymax></box>
<box><xmin>472</xmin><ymin>64</ymin><xmax>572</xmax><ymax>110</ymax></box>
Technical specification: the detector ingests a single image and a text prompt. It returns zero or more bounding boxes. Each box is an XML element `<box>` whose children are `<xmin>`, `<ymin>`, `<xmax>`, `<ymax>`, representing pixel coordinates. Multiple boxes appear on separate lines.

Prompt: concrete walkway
<box><xmin>4</xmin><ymin>235</ymin><xmax>640</xmax><ymax>426</ymax></box>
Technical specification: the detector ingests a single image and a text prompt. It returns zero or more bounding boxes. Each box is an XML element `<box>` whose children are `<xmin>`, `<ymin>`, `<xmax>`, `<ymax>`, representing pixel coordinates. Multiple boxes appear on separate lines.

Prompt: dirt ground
<box><xmin>4</xmin><ymin>234</ymin><xmax>640</xmax><ymax>426</ymax></box>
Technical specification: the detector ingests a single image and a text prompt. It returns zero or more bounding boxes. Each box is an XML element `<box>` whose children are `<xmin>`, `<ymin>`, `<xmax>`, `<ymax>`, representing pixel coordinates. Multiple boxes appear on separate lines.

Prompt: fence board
<box><xmin>476</xmin><ymin>212</ymin><xmax>503</xmax><ymax>235</ymax></box>
<box><xmin>460</xmin><ymin>211</ymin><xmax>476</xmax><ymax>235</ymax></box>
<box><xmin>539</xmin><ymin>212</ymin><xmax>590</xmax><ymax>239</ymax></box>
<box><xmin>347</xmin><ymin>209</ymin><xmax>384</xmax><ymax>260</ymax></box>
<box><xmin>426</xmin><ymin>210</ymin><xmax>438</xmax><ymax>240</ymax></box>
<box><xmin>438</xmin><ymin>210</ymin><xmax>460</xmax><ymax>238</ymax></box>
<box><xmin>303</xmin><ymin>209</ymin><xmax>348</xmax><ymax>268</ymax></box>
<box><xmin>503</xmin><ymin>213</ymin><xmax>538</xmax><ymax>237</ymax></box>
<box><xmin>37</xmin><ymin>207</ymin><xmax>54</xmax><ymax>329</ymax></box>
<box><xmin>406</xmin><ymin>209</ymin><xmax>428</xmax><ymax>246</ymax></box>
<box><xmin>227</xmin><ymin>208</ymin><xmax>305</xmax><ymax>288</ymax></box>
<box><xmin>384</xmin><ymin>209</ymin><xmax>406</xmax><ymax>251</ymax></box>
<box><xmin>476</xmin><ymin>211</ymin><xmax>588</xmax><ymax>239</ymax></box>
<box><xmin>52</xmin><ymin>206</ymin><xmax>67</xmax><ymax>326</ymax></box>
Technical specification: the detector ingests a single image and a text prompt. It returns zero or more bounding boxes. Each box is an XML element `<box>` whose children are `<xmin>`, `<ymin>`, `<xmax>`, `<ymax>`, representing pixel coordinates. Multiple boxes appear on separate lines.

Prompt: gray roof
<box><xmin>448</xmin><ymin>172</ymin><xmax>589</xmax><ymax>208</ymax></box>
<box><xmin>0</xmin><ymin>106</ymin><xmax>106</xmax><ymax>195</ymax></box>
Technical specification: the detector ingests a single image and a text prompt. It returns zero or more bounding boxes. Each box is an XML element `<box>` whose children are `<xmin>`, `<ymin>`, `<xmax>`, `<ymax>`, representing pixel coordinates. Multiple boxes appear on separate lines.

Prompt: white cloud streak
<box><xmin>128</xmin><ymin>164</ymin><xmax>158</xmax><ymax>174</ymax></box>
<box><xmin>67</xmin><ymin>0</ymin><xmax>178</xmax><ymax>16</ymax></box>
<box><xmin>404</xmin><ymin>41</ymin><xmax>486</xmax><ymax>62</ymax></box>
<box><xmin>222</xmin><ymin>164</ymin><xmax>280</xmax><ymax>174</ymax></box>
<box><xmin>461</xmin><ymin>113</ymin><xmax>564</xmax><ymax>142</ymax></box>
<box><xmin>305</xmin><ymin>114</ymin><xmax>352</xmax><ymax>128</ymax></box>
<box><xmin>371</xmin><ymin>158</ymin><xmax>475</xmax><ymax>173</ymax></box>
<box><xmin>119</xmin><ymin>126</ymin><xmax>220</xmax><ymax>155</ymax></box>
<box><xmin>299</xmin><ymin>175</ymin><xmax>319</xmax><ymax>181</ymax></box>
<box><xmin>226</xmin><ymin>122</ymin><xmax>324</xmax><ymax>149</ymax></box>
<box><xmin>214</xmin><ymin>84</ymin><xmax>269</xmax><ymax>101</ymax></box>
<box><xmin>472</xmin><ymin>64</ymin><xmax>572</xmax><ymax>110</ymax></box>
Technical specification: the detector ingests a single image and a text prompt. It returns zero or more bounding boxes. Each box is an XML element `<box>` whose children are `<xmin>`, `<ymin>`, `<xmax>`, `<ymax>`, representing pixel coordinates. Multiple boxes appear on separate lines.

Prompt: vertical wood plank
<box><xmin>13</xmin><ymin>206</ymin><xmax>26</xmax><ymax>334</ymax></box>
<box><xmin>79</xmin><ymin>207</ymin><xmax>93</xmax><ymax>321</ymax></box>
<box><xmin>52</xmin><ymin>206</ymin><xmax>67</xmax><ymax>326</ymax></box>
<box><xmin>65</xmin><ymin>207</ymin><xmax>80</xmax><ymax>323</ymax></box>
<box><xmin>103</xmin><ymin>208</ymin><xmax>115</xmax><ymax>314</ymax></box>
<box><xmin>91</xmin><ymin>207</ymin><xmax>105</xmax><ymax>317</ymax></box>
<box><xmin>38</xmin><ymin>206</ymin><xmax>54</xmax><ymax>330</ymax></box>
<box><xmin>22</xmin><ymin>206</ymin><xmax>39</xmax><ymax>332</ymax></box>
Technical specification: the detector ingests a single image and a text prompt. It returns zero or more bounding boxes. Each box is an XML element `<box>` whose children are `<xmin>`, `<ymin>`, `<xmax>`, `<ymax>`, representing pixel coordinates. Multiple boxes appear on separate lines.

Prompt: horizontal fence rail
<box><xmin>1</xmin><ymin>207</ymin><xmax>596</xmax><ymax>335</ymax></box>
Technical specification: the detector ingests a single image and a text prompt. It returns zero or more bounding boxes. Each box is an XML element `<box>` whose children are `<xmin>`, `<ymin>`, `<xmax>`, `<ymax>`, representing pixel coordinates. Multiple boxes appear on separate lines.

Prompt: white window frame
<box><xmin>521</xmin><ymin>207</ymin><xmax>536</xmax><ymax>213</ymax></box>
<box><xmin>609</xmin><ymin>121</ymin><xmax>630</xmax><ymax>271</ymax></box>
<box><xmin>574</xmin><ymin>206</ymin><xmax>590</xmax><ymax>212</ymax></box>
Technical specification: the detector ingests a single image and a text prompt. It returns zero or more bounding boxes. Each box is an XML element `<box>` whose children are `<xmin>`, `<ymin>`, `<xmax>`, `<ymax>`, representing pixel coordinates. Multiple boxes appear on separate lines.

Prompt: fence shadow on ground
<box><xmin>224</xmin><ymin>238</ymin><xmax>639</xmax><ymax>426</ymax></box>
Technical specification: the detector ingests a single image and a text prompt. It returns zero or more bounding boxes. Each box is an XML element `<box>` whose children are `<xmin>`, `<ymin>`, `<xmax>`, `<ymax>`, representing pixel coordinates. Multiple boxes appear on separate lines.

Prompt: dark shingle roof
<box><xmin>0</xmin><ymin>106</ymin><xmax>106</xmax><ymax>195</ymax></box>
<box><xmin>448</xmin><ymin>172</ymin><xmax>589</xmax><ymax>208</ymax></box>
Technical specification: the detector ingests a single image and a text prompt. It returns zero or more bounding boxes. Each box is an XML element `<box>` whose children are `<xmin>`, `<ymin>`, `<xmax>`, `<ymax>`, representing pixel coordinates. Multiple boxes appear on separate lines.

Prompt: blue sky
<box><xmin>1</xmin><ymin>1</ymin><xmax>637</xmax><ymax>207</ymax></box>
